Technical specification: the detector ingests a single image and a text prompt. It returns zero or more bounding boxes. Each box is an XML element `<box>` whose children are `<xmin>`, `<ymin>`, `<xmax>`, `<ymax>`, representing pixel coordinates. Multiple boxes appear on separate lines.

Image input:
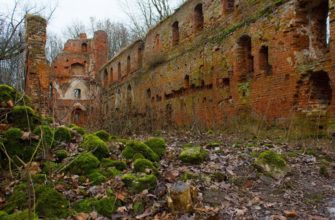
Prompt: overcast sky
<box><xmin>0</xmin><ymin>0</ymin><xmax>182</xmax><ymax>38</ymax></box>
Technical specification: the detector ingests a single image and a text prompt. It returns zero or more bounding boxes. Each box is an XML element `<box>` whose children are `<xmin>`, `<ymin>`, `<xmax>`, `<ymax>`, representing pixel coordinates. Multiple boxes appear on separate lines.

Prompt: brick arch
<box><xmin>294</xmin><ymin>71</ymin><xmax>332</xmax><ymax>114</ymax></box>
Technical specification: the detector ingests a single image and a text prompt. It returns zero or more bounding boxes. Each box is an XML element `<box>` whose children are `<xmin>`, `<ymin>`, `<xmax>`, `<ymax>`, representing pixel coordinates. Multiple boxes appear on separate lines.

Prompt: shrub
<box><xmin>33</xmin><ymin>125</ymin><xmax>54</xmax><ymax>148</ymax></box>
<box><xmin>94</xmin><ymin>130</ymin><xmax>110</xmax><ymax>142</ymax></box>
<box><xmin>9</xmin><ymin>106</ymin><xmax>40</xmax><ymax>130</ymax></box>
<box><xmin>68</xmin><ymin>152</ymin><xmax>100</xmax><ymax>175</ymax></box>
<box><xmin>81</xmin><ymin>134</ymin><xmax>109</xmax><ymax>159</ymax></box>
<box><xmin>144</xmin><ymin>137</ymin><xmax>166</xmax><ymax>158</ymax></box>
<box><xmin>54</xmin><ymin>127</ymin><xmax>72</xmax><ymax>144</ymax></box>
<box><xmin>179</xmin><ymin>144</ymin><xmax>208</xmax><ymax>164</ymax></box>
<box><xmin>121</xmin><ymin>141</ymin><xmax>159</xmax><ymax>161</ymax></box>
<box><xmin>133</xmin><ymin>158</ymin><xmax>158</xmax><ymax>174</ymax></box>
<box><xmin>101</xmin><ymin>159</ymin><xmax>127</xmax><ymax>171</ymax></box>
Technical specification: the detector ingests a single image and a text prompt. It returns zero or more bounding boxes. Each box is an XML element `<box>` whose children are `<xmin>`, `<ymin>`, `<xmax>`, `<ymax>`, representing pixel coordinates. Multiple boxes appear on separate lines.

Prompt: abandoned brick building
<box><xmin>25</xmin><ymin>0</ymin><xmax>335</xmax><ymax>133</ymax></box>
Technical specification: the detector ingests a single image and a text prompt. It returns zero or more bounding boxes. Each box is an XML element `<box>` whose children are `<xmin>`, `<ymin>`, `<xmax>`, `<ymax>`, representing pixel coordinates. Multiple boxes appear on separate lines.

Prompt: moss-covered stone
<box><xmin>9</xmin><ymin>106</ymin><xmax>40</xmax><ymax>130</ymax></box>
<box><xmin>255</xmin><ymin>150</ymin><xmax>289</xmax><ymax>179</ymax></box>
<box><xmin>54</xmin><ymin>127</ymin><xmax>72</xmax><ymax>144</ymax></box>
<box><xmin>133</xmin><ymin>158</ymin><xmax>158</xmax><ymax>174</ymax></box>
<box><xmin>73</xmin><ymin>196</ymin><xmax>120</xmax><ymax>217</ymax></box>
<box><xmin>121</xmin><ymin>141</ymin><xmax>159</xmax><ymax>161</ymax></box>
<box><xmin>81</xmin><ymin>134</ymin><xmax>109</xmax><ymax>159</ymax></box>
<box><xmin>0</xmin><ymin>84</ymin><xmax>16</xmax><ymax>105</ymax></box>
<box><xmin>144</xmin><ymin>137</ymin><xmax>166</xmax><ymax>158</ymax></box>
<box><xmin>2</xmin><ymin>210</ymin><xmax>38</xmax><ymax>220</ymax></box>
<box><xmin>104</xmin><ymin>167</ymin><xmax>122</xmax><ymax>177</ymax></box>
<box><xmin>94</xmin><ymin>130</ymin><xmax>110</xmax><ymax>142</ymax></box>
<box><xmin>68</xmin><ymin>152</ymin><xmax>100</xmax><ymax>175</ymax></box>
<box><xmin>179</xmin><ymin>144</ymin><xmax>208</xmax><ymax>164</ymax></box>
<box><xmin>101</xmin><ymin>159</ymin><xmax>127</xmax><ymax>171</ymax></box>
<box><xmin>55</xmin><ymin>149</ymin><xmax>69</xmax><ymax>162</ymax></box>
<box><xmin>121</xmin><ymin>173</ymin><xmax>157</xmax><ymax>193</ymax></box>
<box><xmin>3</xmin><ymin>128</ymin><xmax>35</xmax><ymax>163</ymax></box>
<box><xmin>33</xmin><ymin>125</ymin><xmax>54</xmax><ymax>148</ymax></box>
<box><xmin>35</xmin><ymin>185</ymin><xmax>70</xmax><ymax>219</ymax></box>
<box><xmin>88</xmin><ymin>170</ymin><xmax>107</xmax><ymax>185</ymax></box>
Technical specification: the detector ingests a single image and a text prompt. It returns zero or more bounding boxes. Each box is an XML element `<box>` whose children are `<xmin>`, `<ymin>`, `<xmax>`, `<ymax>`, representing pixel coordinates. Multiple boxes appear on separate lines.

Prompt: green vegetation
<box><xmin>133</xmin><ymin>201</ymin><xmax>145</xmax><ymax>215</ymax></box>
<box><xmin>121</xmin><ymin>173</ymin><xmax>157</xmax><ymax>193</ymax></box>
<box><xmin>81</xmin><ymin>134</ymin><xmax>109</xmax><ymax>159</ymax></box>
<box><xmin>122</xmin><ymin>141</ymin><xmax>159</xmax><ymax>161</ymax></box>
<box><xmin>54</xmin><ymin>127</ymin><xmax>72</xmax><ymax>144</ymax></box>
<box><xmin>43</xmin><ymin>161</ymin><xmax>61</xmax><ymax>174</ymax></box>
<box><xmin>94</xmin><ymin>130</ymin><xmax>110</xmax><ymax>142</ymax></box>
<box><xmin>255</xmin><ymin>150</ymin><xmax>289</xmax><ymax>179</ymax></box>
<box><xmin>9</xmin><ymin>106</ymin><xmax>39</xmax><ymax>130</ymax></box>
<box><xmin>88</xmin><ymin>170</ymin><xmax>107</xmax><ymax>185</ymax></box>
<box><xmin>133</xmin><ymin>158</ymin><xmax>157</xmax><ymax>174</ymax></box>
<box><xmin>70</xmin><ymin>125</ymin><xmax>86</xmax><ymax>135</ymax></box>
<box><xmin>33</xmin><ymin>125</ymin><xmax>54</xmax><ymax>148</ymax></box>
<box><xmin>2</xmin><ymin>210</ymin><xmax>38</xmax><ymax>220</ymax></box>
<box><xmin>55</xmin><ymin>149</ymin><xmax>69</xmax><ymax>161</ymax></box>
<box><xmin>179</xmin><ymin>144</ymin><xmax>208</xmax><ymax>164</ymax></box>
<box><xmin>73</xmin><ymin>196</ymin><xmax>120</xmax><ymax>217</ymax></box>
<box><xmin>257</xmin><ymin>150</ymin><xmax>286</xmax><ymax>169</ymax></box>
<box><xmin>144</xmin><ymin>137</ymin><xmax>166</xmax><ymax>158</ymax></box>
<box><xmin>101</xmin><ymin>159</ymin><xmax>127</xmax><ymax>171</ymax></box>
<box><xmin>68</xmin><ymin>152</ymin><xmax>100</xmax><ymax>175</ymax></box>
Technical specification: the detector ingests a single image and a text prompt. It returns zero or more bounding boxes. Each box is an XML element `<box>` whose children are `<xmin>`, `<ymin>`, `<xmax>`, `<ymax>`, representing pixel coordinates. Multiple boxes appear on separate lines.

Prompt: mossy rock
<box><xmin>81</xmin><ymin>134</ymin><xmax>109</xmax><ymax>159</ymax></box>
<box><xmin>103</xmin><ymin>167</ymin><xmax>122</xmax><ymax>177</ymax></box>
<box><xmin>101</xmin><ymin>159</ymin><xmax>127</xmax><ymax>171</ymax></box>
<box><xmin>71</xmin><ymin>125</ymin><xmax>86</xmax><ymax>135</ymax></box>
<box><xmin>68</xmin><ymin>152</ymin><xmax>100</xmax><ymax>175</ymax></box>
<box><xmin>0</xmin><ymin>84</ymin><xmax>16</xmax><ymax>104</ymax></box>
<box><xmin>94</xmin><ymin>130</ymin><xmax>110</xmax><ymax>142</ymax></box>
<box><xmin>179</xmin><ymin>144</ymin><xmax>209</xmax><ymax>164</ymax></box>
<box><xmin>35</xmin><ymin>185</ymin><xmax>70</xmax><ymax>219</ymax></box>
<box><xmin>73</xmin><ymin>196</ymin><xmax>120</xmax><ymax>217</ymax></box>
<box><xmin>88</xmin><ymin>170</ymin><xmax>107</xmax><ymax>185</ymax></box>
<box><xmin>3</xmin><ymin>128</ymin><xmax>35</xmax><ymax>163</ymax></box>
<box><xmin>144</xmin><ymin>137</ymin><xmax>166</xmax><ymax>158</ymax></box>
<box><xmin>121</xmin><ymin>141</ymin><xmax>159</xmax><ymax>161</ymax></box>
<box><xmin>54</xmin><ymin>127</ymin><xmax>72</xmax><ymax>144</ymax></box>
<box><xmin>121</xmin><ymin>173</ymin><xmax>157</xmax><ymax>193</ymax></box>
<box><xmin>8</xmin><ymin>106</ymin><xmax>40</xmax><ymax>130</ymax></box>
<box><xmin>33</xmin><ymin>125</ymin><xmax>54</xmax><ymax>148</ymax></box>
<box><xmin>2</xmin><ymin>210</ymin><xmax>38</xmax><ymax>220</ymax></box>
<box><xmin>133</xmin><ymin>158</ymin><xmax>158</xmax><ymax>175</ymax></box>
<box><xmin>254</xmin><ymin>150</ymin><xmax>289</xmax><ymax>179</ymax></box>
<box><xmin>55</xmin><ymin>149</ymin><xmax>68</xmax><ymax>161</ymax></box>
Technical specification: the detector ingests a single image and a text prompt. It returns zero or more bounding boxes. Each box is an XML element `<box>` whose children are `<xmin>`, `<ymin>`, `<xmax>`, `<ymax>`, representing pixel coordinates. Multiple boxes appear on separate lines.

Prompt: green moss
<box><xmin>55</xmin><ymin>149</ymin><xmax>69</xmax><ymax>161</ymax></box>
<box><xmin>101</xmin><ymin>159</ymin><xmax>127</xmax><ymax>171</ymax></box>
<box><xmin>35</xmin><ymin>185</ymin><xmax>70</xmax><ymax>219</ymax></box>
<box><xmin>32</xmin><ymin>174</ymin><xmax>47</xmax><ymax>185</ymax></box>
<box><xmin>121</xmin><ymin>141</ymin><xmax>159</xmax><ymax>161</ymax></box>
<box><xmin>73</xmin><ymin>198</ymin><xmax>97</xmax><ymax>213</ymax></box>
<box><xmin>81</xmin><ymin>134</ymin><xmax>109</xmax><ymax>159</ymax></box>
<box><xmin>94</xmin><ymin>130</ymin><xmax>110</xmax><ymax>142</ymax></box>
<box><xmin>0</xmin><ymin>84</ymin><xmax>15</xmax><ymax>105</ymax></box>
<box><xmin>133</xmin><ymin>153</ymin><xmax>145</xmax><ymax>160</ymax></box>
<box><xmin>73</xmin><ymin>196</ymin><xmax>120</xmax><ymax>217</ymax></box>
<box><xmin>144</xmin><ymin>137</ymin><xmax>166</xmax><ymax>158</ymax></box>
<box><xmin>68</xmin><ymin>152</ymin><xmax>100</xmax><ymax>175</ymax></box>
<box><xmin>2</xmin><ymin>210</ymin><xmax>38</xmax><ymax>220</ymax></box>
<box><xmin>133</xmin><ymin>201</ymin><xmax>145</xmax><ymax>215</ymax></box>
<box><xmin>33</xmin><ymin>125</ymin><xmax>54</xmax><ymax>148</ymax></box>
<box><xmin>4</xmin><ymin>183</ymin><xmax>28</xmax><ymax>213</ymax></box>
<box><xmin>0</xmin><ymin>211</ymin><xmax>7</xmax><ymax>218</ymax></box>
<box><xmin>103</xmin><ymin>167</ymin><xmax>122</xmax><ymax>177</ymax></box>
<box><xmin>179</xmin><ymin>171</ymin><xmax>197</xmax><ymax>181</ymax></box>
<box><xmin>9</xmin><ymin>106</ymin><xmax>40</xmax><ymax>130</ymax></box>
<box><xmin>133</xmin><ymin>158</ymin><xmax>158</xmax><ymax>174</ymax></box>
<box><xmin>71</xmin><ymin>125</ymin><xmax>86</xmax><ymax>135</ymax></box>
<box><xmin>43</xmin><ymin>161</ymin><xmax>61</xmax><ymax>174</ymax></box>
<box><xmin>320</xmin><ymin>164</ymin><xmax>330</xmax><ymax>178</ymax></box>
<box><xmin>179</xmin><ymin>144</ymin><xmax>208</xmax><ymax>164</ymax></box>
<box><xmin>257</xmin><ymin>150</ymin><xmax>286</xmax><ymax>169</ymax></box>
<box><xmin>207</xmin><ymin>142</ymin><xmax>221</xmax><ymax>148</ymax></box>
<box><xmin>88</xmin><ymin>170</ymin><xmax>107</xmax><ymax>185</ymax></box>
<box><xmin>121</xmin><ymin>173</ymin><xmax>157</xmax><ymax>193</ymax></box>
<box><xmin>54</xmin><ymin>127</ymin><xmax>72</xmax><ymax>144</ymax></box>
<box><xmin>3</xmin><ymin>128</ymin><xmax>35</xmax><ymax>163</ymax></box>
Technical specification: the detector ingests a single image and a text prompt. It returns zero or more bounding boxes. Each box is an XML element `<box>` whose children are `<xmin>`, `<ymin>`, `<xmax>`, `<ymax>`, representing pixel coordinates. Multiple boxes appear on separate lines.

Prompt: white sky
<box><xmin>0</xmin><ymin>0</ymin><xmax>182</xmax><ymax>38</ymax></box>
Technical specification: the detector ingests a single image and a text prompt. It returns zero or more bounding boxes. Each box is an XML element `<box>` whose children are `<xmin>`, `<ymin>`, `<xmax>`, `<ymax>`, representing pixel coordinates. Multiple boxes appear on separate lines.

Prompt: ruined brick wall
<box><xmin>25</xmin><ymin>15</ymin><xmax>50</xmax><ymax>115</ymax></box>
<box><xmin>98</xmin><ymin>0</ymin><xmax>335</xmax><ymax>133</ymax></box>
<box><xmin>51</xmin><ymin>32</ymin><xmax>108</xmax><ymax>128</ymax></box>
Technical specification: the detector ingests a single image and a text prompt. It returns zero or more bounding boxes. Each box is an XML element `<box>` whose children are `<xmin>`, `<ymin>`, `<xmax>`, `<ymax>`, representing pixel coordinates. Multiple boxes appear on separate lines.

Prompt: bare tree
<box><xmin>62</xmin><ymin>20</ymin><xmax>86</xmax><ymax>39</ymax></box>
<box><xmin>45</xmin><ymin>32</ymin><xmax>63</xmax><ymax>63</ymax></box>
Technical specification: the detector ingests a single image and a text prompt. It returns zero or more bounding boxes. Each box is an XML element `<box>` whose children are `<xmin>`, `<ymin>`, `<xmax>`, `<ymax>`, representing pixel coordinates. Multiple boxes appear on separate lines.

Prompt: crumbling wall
<box><xmin>98</xmin><ymin>0</ymin><xmax>335</xmax><ymax>133</ymax></box>
<box><xmin>25</xmin><ymin>15</ymin><xmax>50</xmax><ymax>115</ymax></box>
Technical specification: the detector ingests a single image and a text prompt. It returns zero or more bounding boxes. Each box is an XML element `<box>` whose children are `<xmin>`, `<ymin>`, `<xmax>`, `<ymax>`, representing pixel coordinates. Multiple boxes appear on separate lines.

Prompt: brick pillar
<box><xmin>25</xmin><ymin>15</ymin><xmax>50</xmax><ymax>115</ymax></box>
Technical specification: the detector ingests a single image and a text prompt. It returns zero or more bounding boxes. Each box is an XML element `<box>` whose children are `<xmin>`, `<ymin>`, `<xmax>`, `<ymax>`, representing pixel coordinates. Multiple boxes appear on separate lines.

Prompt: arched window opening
<box><xmin>259</xmin><ymin>46</ymin><xmax>272</xmax><ymax>74</ymax></box>
<box><xmin>110</xmin><ymin>67</ymin><xmax>114</xmax><ymax>82</ymax></box>
<box><xmin>236</xmin><ymin>35</ymin><xmax>254</xmax><ymax>82</ymax></box>
<box><xmin>127</xmin><ymin>55</ymin><xmax>131</xmax><ymax>74</ymax></box>
<box><xmin>194</xmin><ymin>4</ymin><xmax>204</xmax><ymax>33</ymax></box>
<box><xmin>71</xmin><ymin>63</ymin><xmax>85</xmax><ymax>75</ymax></box>
<box><xmin>222</xmin><ymin>0</ymin><xmax>235</xmax><ymax>13</ymax></box>
<box><xmin>104</xmin><ymin>69</ymin><xmax>108</xmax><ymax>86</ymax></box>
<box><xmin>74</xmin><ymin>89</ymin><xmax>81</xmax><ymax>99</ymax></box>
<box><xmin>147</xmin><ymin>89</ymin><xmax>151</xmax><ymax>98</ymax></box>
<box><xmin>118</xmin><ymin>62</ymin><xmax>121</xmax><ymax>80</ymax></box>
<box><xmin>49</xmin><ymin>83</ymin><xmax>53</xmax><ymax>98</ymax></box>
<box><xmin>81</xmin><ymin>43</ymin><xmax>88</xmax><ymax>52</ymax></box>
<box><xmin>184</xmin><ymin>75</ymin><xmax>190</xmax><ymax>89</ymax></box>
<box><xmin>73</xmin><ymin>110</ymin><xmax>81</xmax><ymax>122</ymax></box>
<box><xmin>172</xmin><ymin>21</ymin><xmax>180</xmax><ymax>46</ymax></box>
